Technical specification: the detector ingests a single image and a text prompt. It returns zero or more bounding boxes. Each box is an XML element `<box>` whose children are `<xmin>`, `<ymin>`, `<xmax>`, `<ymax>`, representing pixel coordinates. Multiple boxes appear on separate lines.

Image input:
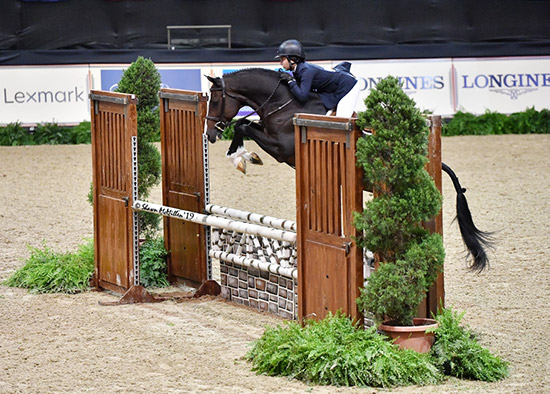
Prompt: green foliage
<box><xmin>429</xmin><ymin>307</ymin><xmax>509</xmax><ymax>382</ymax></box>
<box><xmin>357</xmin><ymin>235</ymin><xmax>445</xmax><ymax>325</ymax></box>
<box><xmin>115</xmin><ymin>56</ymin><xmax>161</xmax><ymax>111</ymax></box>
<box><xmin>0</xmin><ymin>121</ymin><xmax>91</xmax><ymax>146</ymax></box>
<box><xmin>221</xmin><ymin>122</ymin><xmax>236</xmax><ymax>140</ymax></box>
<box><xmin>69</xmin><ymin>121</ymin><xmax>92</xmax><ymax>144</ymax></box>
<box><xmin>443</xmin><ymin>107</ymin><xmax>550</xmax><ymax>136</ymax></box>
<box><xmin>139</xmin><ymin>237</ymin><xmax>169</xmax><ymax>288</ymax></box>
<box><xmin>1</xmin><ymin>107</ymin><xmax>546</xmax><ymax>146</ymax></box>
<box><xmin>0</xmin><ymin>122</ymin><xmax>34</xmax><ymax>145</ymax></box>
<box><xmin>136</xmin><ymin>140</ymin><xmax>162</xmax><ymax>200</ymax></box>
<box><xmin>114</xmin><ymin>56</ymin><xmax>162</xmax><ymax>237</ymax></box>
<box><xmin>137</xmin><ymin>108</ymin><xmax>162</xmax><ymax>142</ymax></box>
<box><xmin>247</xmin><ymin>310</ymin><xmax>508</xmax><ymax>388</ymax></box>
<box><xmin>4</xmin><ymin>240</ymin><xmax>94</xmax><ymax>293</ymax></box>
<box><xmin>355</xmin><ymin>76</ymin><xmax>445</xmax><ymax>326</ymax></box>
<box><xmin>246</xmin><ymin>313</ymin><xmax>442</xmax><ymax>388</ymax></box>
<box><xmin>32</xmin><ymin>123</ymin><xmax>72</xmax><ymax>144</ymax></box>
<box><xmin>138</xmin><ymin>211</ymin><xmax>162</xmax><ymax>240</ymax></box>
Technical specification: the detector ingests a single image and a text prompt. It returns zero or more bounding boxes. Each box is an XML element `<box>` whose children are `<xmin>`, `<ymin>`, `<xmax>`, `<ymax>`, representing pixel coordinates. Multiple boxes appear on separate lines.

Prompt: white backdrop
<box><xmin>1</xmin><ymin>56</ymin><xmax>549</xmax><ymax>125</ymax></box>
<box><xmin>0</xmin><ymin>66</ymin><xmax>90</xmax><ymax>125</ymax></box>
<box><xmin>452</xmin><ymin>57</ymin><xmax>550</xmax><ymax>114</ymax></box>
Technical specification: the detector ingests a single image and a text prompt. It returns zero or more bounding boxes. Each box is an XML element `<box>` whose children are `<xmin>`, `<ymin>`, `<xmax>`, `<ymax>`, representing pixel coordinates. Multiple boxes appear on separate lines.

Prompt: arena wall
<box><xmin>1</xmin><ymin>56</ymin><xmax>549</xmax><ymax>125</ymax></box>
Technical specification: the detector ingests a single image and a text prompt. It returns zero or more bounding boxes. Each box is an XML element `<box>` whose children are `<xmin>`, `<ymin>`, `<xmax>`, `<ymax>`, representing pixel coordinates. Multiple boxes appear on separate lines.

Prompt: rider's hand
<box><xmin>279</xmin><ymin>72</ymin><xmax>295</xmax><ymax>84</ymax></box>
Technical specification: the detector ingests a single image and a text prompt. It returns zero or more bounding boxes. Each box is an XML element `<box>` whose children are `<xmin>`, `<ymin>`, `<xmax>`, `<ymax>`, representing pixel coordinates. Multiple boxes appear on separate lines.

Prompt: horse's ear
<box><xmin>206</xmin><ymin>75</ymin><xmax>219</xmax><ymax>84</ymax></box>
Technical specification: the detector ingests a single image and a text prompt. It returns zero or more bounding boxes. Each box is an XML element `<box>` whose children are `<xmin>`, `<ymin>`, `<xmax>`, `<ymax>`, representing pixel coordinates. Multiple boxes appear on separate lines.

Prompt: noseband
<box><xmin>206</xmin><ymin>76</ymin><xmax>290</xmax><ymax>133</ymax></box>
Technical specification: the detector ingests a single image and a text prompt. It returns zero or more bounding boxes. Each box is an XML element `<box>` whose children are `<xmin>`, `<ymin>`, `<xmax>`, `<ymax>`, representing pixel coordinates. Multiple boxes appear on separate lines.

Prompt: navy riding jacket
<box><xmin>288</xmin><ymin>62</ymin><xmax>357</xmax><ymax>110</ymax></box>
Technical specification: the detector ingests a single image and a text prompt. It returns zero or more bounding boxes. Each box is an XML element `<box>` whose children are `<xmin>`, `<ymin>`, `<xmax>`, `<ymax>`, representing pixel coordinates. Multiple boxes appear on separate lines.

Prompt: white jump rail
<box><xmin>133</xmin><ymin>200</ymin><xmax>297</xmax><ymax>243</ymax></box>
<box><xmin>209</xmin><ymin>250</ymin><xmax>297</xmax><ymax>279</ymax></box>
<box><xmin>205</xmin><ymin>203</ymin><xmax>297</xmax><ymax>232</ymax></box>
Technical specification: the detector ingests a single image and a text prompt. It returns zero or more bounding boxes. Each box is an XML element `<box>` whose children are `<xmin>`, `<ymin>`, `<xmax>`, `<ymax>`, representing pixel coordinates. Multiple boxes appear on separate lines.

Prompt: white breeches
<box><xmin>334</xmin><ymin>80</ymin><xmax>361</xmax><ymax>118</ymax></box>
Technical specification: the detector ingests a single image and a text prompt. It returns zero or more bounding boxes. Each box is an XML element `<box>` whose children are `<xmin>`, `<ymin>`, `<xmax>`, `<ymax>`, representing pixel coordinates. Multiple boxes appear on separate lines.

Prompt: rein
<box><xmin>206</xmin><ymin>76</ymin><xmax>292</xmax><ymax>132</ymax></box>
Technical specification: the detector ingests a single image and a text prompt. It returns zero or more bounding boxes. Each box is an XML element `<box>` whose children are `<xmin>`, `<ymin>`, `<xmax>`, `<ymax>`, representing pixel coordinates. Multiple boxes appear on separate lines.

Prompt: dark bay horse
<box><xmin>205</xmin><ymin>68</ymin><xmax>492</xmax><ymax>272</ymax></box>
<box><xmin>205</xmin><ymin>68</ymin><xmax>325</xmax><ymax>170</ymax></box>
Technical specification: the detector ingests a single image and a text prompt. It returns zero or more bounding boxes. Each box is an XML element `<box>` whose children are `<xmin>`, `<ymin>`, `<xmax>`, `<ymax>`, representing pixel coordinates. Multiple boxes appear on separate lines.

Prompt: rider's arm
<box><xmin>288</xmin><ymin>67</ymin><xmax>315</xmax><ymax>103</ymax></box>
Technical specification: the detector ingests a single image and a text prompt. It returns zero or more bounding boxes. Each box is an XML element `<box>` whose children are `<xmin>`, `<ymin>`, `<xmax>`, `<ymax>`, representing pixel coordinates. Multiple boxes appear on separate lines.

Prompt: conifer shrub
<box><xmin>355</xmin><ymin>76</ymin><xmax>445</xmax><ymax>326</ymax></box>
<box><xmin>114</xmin><ymin>56</ymin><xmax>163</xmax><ymax>238</ymax></box>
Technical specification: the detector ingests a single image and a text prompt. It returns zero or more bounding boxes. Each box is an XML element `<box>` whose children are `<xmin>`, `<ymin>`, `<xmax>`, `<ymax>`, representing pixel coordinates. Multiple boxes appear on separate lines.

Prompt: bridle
<box><xmin>205</xmin><ymin>76</ymin><xmax>293</xmax><ymax>133</ymax></box>
<box><xmin>205</xmin><ymin>77</ymin><xmax>231</xmax><ymax>132</ymax></box>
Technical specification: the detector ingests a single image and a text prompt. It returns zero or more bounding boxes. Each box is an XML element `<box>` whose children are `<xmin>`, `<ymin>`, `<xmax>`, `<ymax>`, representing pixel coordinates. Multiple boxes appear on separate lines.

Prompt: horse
<box><xmin>204</xmin><ymin>68</ymin><xmax>493</xmax><ymax>272</ymax></box>
<box><xmin>205</xmin><ymin>68</ymin><xmax>326</xmax><ymax>171</ymax></box>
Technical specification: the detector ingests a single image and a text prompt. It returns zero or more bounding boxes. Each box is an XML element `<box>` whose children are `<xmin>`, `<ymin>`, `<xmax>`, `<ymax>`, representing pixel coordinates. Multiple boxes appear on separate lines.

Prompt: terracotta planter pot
<box><xmin>379</xmin><ymin>317</ymin><xmax>438</xmax><ymax>353</ymax></box>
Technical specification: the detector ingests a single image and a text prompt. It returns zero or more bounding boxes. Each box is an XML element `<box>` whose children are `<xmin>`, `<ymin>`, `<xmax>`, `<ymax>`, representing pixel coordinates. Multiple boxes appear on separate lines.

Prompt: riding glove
<box><xmin>279</xmin><ymin>72</ymin><xmax>296</xmax><ymax>84</ymax></box>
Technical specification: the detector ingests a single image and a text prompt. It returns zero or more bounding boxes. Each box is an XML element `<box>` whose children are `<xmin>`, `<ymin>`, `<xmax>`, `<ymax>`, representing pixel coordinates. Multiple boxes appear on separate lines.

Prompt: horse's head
<box><xmin>205</xmin><ymin>75</ymin><xmax>242</xmax><ymax>143</ymax></box>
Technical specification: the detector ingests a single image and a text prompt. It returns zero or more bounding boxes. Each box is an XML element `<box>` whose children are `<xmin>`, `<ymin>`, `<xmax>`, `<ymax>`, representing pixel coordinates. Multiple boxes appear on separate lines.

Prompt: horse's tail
<box><xmin>442</xmin><ymin>162</ymin><xmax>493</xmax><ymax>272</ymax></box>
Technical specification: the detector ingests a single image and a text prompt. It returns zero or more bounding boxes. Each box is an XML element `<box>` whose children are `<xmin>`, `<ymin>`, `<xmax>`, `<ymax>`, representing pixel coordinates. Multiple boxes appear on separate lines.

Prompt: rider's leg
<box><xmin>335</xmin><ymin>80</ymin><xmax>360</xmax><ymax>118</ymax></box>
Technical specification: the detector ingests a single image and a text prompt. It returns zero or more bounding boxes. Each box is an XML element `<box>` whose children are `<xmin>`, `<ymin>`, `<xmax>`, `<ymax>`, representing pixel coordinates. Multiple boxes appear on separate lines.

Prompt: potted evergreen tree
<box><xmin>87</xmin><ymin>56</ymin><xmax>162</xmax><ymax>240</ymax></box>
<box><xmin>115</xmin><ymin>56</ymin><xmax>163</xmax><ymax>239</ymax></box>
<box><xmin>355</xmin><ymin>76</ymin><xmax>445</xmax><ymax>352</ymax></box>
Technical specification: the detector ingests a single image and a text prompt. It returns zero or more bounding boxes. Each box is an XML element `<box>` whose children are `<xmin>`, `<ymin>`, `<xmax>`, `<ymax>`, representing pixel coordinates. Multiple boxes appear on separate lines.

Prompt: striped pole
<box><xmin>206</xmin><ymin>204</ymin><xmax>297</xmax><ymax>231</ymax></box>
<box><xmin>133</xmin><ymin>200</ymin><xmax>297</xmax><ymax>243</ymax></box>
<box><xmin>209</xmin><ymin>250</ymin><xmax>297</xmax><ymax>279</ymax></box>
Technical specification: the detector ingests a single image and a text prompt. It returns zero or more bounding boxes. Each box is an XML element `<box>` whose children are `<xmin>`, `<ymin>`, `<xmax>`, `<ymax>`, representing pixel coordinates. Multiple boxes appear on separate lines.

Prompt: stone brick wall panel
<box><xmin>219</xmin><ymin>260</ymin><xmax>298</xmax><ymax>320</ymax></box>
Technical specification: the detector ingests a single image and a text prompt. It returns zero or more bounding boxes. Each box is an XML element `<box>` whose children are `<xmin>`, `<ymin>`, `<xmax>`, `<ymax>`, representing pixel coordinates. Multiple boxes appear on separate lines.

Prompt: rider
<box><xmin>275</xmin><ymin>39</ymin><xmax>360</xmax><ymax>118</ymax></box>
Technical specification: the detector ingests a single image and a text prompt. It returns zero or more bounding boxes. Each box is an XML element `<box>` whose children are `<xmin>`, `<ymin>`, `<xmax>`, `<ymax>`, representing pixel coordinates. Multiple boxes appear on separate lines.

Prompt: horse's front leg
<box><xmin>226</xmin><ymin>120</ymin><xmax>264</xmax><ymax>173</ymax></box>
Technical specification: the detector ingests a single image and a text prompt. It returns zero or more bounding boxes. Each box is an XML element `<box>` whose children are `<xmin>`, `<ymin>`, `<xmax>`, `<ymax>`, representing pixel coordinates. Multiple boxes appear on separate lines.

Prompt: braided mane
<box><xmin>222</xmin><ymin>68</ymin><xmax>279</xmax><ymax>78</ymax></box>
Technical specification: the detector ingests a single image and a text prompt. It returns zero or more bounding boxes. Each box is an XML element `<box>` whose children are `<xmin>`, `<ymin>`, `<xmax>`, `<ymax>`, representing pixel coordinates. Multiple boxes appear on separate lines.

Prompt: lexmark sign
<box><xmin>0</xmin><ymin>66</ymin><xmax>89</xmax><ymax>125</ymax></box>
<box><xmin>2</xmin><ymin>87</ymin><xmax>85</xmax><ymax>104</ymax></box>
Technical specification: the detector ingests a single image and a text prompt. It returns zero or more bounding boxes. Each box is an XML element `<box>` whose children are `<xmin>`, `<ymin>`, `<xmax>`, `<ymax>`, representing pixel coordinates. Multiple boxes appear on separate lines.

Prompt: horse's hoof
<box><xmin>236</xmin><ymin>159</ymin><xmax>247</xmax><ymax>174</ymax></box>
<box><xmin>249</xmin><ymin>152</ymin><xmax>263</xmax><ymax>165</ymax></box>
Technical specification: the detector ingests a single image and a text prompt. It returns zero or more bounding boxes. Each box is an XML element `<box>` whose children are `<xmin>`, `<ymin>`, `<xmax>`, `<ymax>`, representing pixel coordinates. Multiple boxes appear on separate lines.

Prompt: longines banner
<box><xmin>351</xmin><ymin>58</ymin><xmax>455</xmax><ymax>116</ymax></box>
<box><xmin>1</xmin><ymin>56</ymin><xmax>549</xmax><ymax>125</ymax></box>
<box><xmin>452</xmin><ymin>57</ymin><xmax>550</xmax><ymax>115</ymax></box>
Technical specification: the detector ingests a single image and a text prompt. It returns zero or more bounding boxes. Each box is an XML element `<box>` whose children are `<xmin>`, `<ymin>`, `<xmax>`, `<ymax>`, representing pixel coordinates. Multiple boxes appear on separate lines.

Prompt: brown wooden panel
<box><xmin>160</xmin><ymin>89</ymin><xmax>209</xmax><ymax>286</ymax></box>
<box><xmin>296</xmin><ymin>113</ymin><xmax>443</xmax><ymax>322</ymax></box>
<box><xmin>90</xmin><ymin>90</ymin><xmax>138</xmax><ymax>293</ymax></box>
<box><xmin>168</xmin><ymin>99</ymin><xmax>196</xmax><ymax>112</ymax></box>
<box><xmin>301</xmin><ymin>241</ymin><xmax>349</xmax><ymax>320</ymax></box>
<box><xmin>421</xmin><ymin>115</ymin><xmax>444</xmax><ymax>316</ymax></box>
<box><xmin>97</xmin><ymin>195</ymin><xmax>130</xmax><ymax>292</ymax></box>
<box><xmin>295</xmin><ymin>114</ymin><xmax>364</xmax><ymax>323</ymax></box>
<box><xmin>164</xmin><ymin>191</ymin><xmax>206</xmax><ymax>284</ymax></box>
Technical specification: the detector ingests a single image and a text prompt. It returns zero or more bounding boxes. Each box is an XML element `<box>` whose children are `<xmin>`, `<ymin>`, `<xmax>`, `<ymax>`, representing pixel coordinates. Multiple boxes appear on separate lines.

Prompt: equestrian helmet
<box><xmin>275</xmin><ymin>39</ymin><xmax>306</xmax><ymax>61</ymax></box>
